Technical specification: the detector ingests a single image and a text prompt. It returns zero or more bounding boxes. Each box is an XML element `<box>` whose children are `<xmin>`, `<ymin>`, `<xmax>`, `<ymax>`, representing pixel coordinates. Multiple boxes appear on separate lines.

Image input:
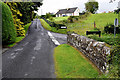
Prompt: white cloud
<box><xmin>36</xmin><ymin>0</ymin><xmax>120</xmax><ymax>15</ymax></box>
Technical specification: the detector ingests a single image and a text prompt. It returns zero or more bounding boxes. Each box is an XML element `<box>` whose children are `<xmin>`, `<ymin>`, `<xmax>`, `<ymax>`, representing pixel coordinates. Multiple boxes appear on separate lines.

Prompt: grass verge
<box><xmin>40</xmin><ymin>19</ymin><xmax>67</xmax><ymax>34</ymax></box>
<box><xmin>7</xmin><ymin>36</ymin><xmax>24</xmax><ymax>47</ymax></box>
<box><xmin>24</xmin><ymin>22</ymin><xmax>32</xmax><ymax>34</ymax></box>
<box><xmin>54</xmin><ymin>44</ymin><xmax>99</xmax><ymax>78</ymax></box>
<box><xmin>7</xmin><ymin>22</ymin><xmax>31</xmax><ymax>48</ymax></box>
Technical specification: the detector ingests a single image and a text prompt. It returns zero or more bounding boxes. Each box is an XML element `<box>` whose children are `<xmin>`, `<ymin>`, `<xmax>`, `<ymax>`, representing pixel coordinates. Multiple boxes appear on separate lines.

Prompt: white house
<box><xmin>56</xmin><ymin>7</ymin><xmax>80</xmax><ymax>17</ymax></box>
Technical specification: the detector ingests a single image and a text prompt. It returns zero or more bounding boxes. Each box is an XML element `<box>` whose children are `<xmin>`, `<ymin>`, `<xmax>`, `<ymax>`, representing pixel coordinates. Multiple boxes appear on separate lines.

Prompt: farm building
<box><xmin>56</xmin><ymin>7</ymin><xmax>80</xmax><ymax>17</ymax></box>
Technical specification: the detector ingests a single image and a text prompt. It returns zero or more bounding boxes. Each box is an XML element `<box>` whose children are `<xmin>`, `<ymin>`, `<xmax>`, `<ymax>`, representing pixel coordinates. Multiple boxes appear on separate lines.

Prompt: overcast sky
<box><xmin>36</xmin><ymin>0</ymin><xmax>120</xmax><ymax>15</ymax></box>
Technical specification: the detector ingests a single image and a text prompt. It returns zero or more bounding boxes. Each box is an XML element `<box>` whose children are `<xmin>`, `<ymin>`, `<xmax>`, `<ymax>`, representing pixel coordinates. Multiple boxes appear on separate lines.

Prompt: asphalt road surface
<box><xmin>2</xmin><ymin>19</ymin><xmax>67</xmax><ymax>78</ymax></box>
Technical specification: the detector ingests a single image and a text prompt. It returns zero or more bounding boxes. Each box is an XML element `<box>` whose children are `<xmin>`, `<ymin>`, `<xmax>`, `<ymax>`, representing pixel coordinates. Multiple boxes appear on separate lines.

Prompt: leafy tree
<box><xmin>114</xmin><ymin>8</ymin><xmax>120</xmax><ymax>14</ymax></box>
<box><xmin>17</xmin><ymin>2</ymin><xmax>43</xmax><ymax>24</ymax></box>
<box><xmin>45</xmin><ymin>13</ymin><xmax>52</xmax><ymax>19</ymax></box>
<box><xmin>85</xmin><ymin>0</ymin><xmax>99</xmax><ymax>14</ymax></box>
<box><xmin>1</xmin><ymin>2</ymin><xmax>16</xmax><ymax>44</ymax></box>
<box><xmin>109</xmin><ymin>0</ymin><xmax>116</xmax><ymax>3</ymax></box>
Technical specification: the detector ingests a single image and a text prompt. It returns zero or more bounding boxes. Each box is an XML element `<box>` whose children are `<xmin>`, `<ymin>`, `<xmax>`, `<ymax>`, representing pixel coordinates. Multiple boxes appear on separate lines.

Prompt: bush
<box><xmin>108</xmin><ymin>45</ymin><xmax>120</xmax><ymax>78</ymax></box>
<box><xmin>104</xmin><ymin>24</ymin><xmax>120</xmax><ymax>34</ymax></box>
<box><xmin>49</xmin><ymin>17</ymin><xmax>54</xmax><ymax>22</ymax></box>
<box><xmin>68</xmin><ymin>16</ymin><xmax>74</xmax><ymax>23</ymax></box>
<box><xmin>2</xmin><ymin>2</ymin><xmax>16</xmax><ymax>44</ymax></box>
<box><xmin>62</xmin><ymin>20</ymin><xmax>68</xmax><ymax>24</ymax></box>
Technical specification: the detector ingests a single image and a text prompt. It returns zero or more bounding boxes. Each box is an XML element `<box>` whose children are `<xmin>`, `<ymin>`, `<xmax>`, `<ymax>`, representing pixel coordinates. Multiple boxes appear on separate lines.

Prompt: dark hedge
<box><xmin>2</xmin><ymin>2</ymin><xmax>16</xmax><ymax>44</ymax></box>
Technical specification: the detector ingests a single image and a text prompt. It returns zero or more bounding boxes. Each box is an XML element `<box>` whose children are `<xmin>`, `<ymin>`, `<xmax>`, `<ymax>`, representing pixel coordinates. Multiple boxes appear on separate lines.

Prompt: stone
<box><xmin>67</xmin><ymin>32</ymin><xmax>111</xmax><ymax>73</ymax></box>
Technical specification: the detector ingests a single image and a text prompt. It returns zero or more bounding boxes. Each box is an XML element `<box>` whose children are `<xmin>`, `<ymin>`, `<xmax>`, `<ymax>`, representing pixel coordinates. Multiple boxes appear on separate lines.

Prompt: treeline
<box><xmin>2</xmin><ymin>2</ymin><xmax>42</xmax><ymax>45</ymax></box>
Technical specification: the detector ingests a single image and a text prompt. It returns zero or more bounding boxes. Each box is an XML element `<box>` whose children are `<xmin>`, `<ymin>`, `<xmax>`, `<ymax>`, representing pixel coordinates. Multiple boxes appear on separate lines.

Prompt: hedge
<box><xmin>1</xmin><ymin>2</ymin><xmax>16</xmax><ymax>44</ymax></box>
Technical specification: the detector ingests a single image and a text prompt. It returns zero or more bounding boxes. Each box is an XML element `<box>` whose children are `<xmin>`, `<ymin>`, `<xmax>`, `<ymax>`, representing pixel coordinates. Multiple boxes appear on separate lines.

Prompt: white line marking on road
<box><xmin>48</xmin><ymin>31</ymin><xmax>60</xmax><ymax>46</ymax></box>
<box><xmin>23</xmin><ymin>42</ymin><xmax>29</xmax><ymax>46</ymax></box>
<box><xmin>15</xmin><ymin>48</ymin><xmax>23</xmax><ymax>52</ymax></box>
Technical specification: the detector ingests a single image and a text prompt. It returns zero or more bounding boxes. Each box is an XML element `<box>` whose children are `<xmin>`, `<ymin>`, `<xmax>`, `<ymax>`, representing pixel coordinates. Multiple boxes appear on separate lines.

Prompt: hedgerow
<box><xmin>2</xmin><ymin>2</ymin><xmax>16</xmax><ymax>44</ymax></box>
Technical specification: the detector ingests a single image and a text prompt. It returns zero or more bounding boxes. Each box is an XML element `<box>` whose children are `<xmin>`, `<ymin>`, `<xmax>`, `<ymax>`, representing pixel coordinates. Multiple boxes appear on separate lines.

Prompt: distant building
<box><xmin>56</xmin><ymin>7</ymin><xmax>80</xmax><ymax>17</ymax></box>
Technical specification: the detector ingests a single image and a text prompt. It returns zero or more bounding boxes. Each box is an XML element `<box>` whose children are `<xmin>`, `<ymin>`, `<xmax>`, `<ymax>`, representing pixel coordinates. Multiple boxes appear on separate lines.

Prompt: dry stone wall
<box><xmin>67</xmin><ymin>32</ymin><xmax>111</xmax><ymax>73</ymax></box>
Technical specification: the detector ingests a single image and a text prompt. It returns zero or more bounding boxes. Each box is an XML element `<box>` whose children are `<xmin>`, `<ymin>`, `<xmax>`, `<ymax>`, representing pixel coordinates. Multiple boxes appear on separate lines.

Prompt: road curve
<box><xmin>2</xmin><ymin>19</ymin><xmax>67</xmax><ymax>78</ymax></box>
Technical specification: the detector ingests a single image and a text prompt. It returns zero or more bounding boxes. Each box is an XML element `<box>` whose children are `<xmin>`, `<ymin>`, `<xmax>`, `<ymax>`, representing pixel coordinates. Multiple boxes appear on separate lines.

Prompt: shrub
<box><xmin>104</xmin><ymin>24</ymin><xmax>114</xmax><ymax>33</ymax></box>
<box><xmin>2</xmin><ymin>2</ymin><xmax>16</xmax><ymax>44</ymax></box>
<box><xmin>108</xmin><ymin>45</ymin><xmax>120</xmax><ymax>78</ymax></box>
<box><xmin>6</xmin><ymin>2</ymin><xmax>25</xmax><ymax>37</ymax></box>
<box><xmin>104</xmin><ymin>24</ymin><xmax>120</xmax><ymax>34</ymax></box>
<box><xmin>68</xmin><ymin>16</ymin><xmax>74</xmax><ymax>23</ymax></box>
<box><xmin>62</xmin><ymin>20</ymin><xmax>68</xmax><ymax>24</ymax></box>
<box><xmin>49</xmin><ymin>17</ymin><xmax>54</xmax><ymax>22</ymax></box>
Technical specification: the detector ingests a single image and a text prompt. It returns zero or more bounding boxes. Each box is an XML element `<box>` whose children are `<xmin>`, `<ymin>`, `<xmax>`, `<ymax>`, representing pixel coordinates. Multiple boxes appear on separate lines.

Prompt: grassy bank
<box><xmin>53</xmin><ymin>13</ymin><xmax>119</xmax><ymax>46</ymax></box>
<box><xmin>53</xmin><ymin>13</ymin><xmax>120</xmax><ymax>78</ymax></box>
<box><xmin>54</xmin><ymin>44</ymin><xmax>99</xmax><ymax>78</ymax></box>
<box><xmin>7</xmin><ymin>36</ymin><xmax>24</xmax><ymax>47</ymax></box>
<box><xmin>7</xmin><ymin>22</ymin><xmax>31</xmax><ymax>47</ymax></box>
<box><xmin>65</xmin><ymin>13</ymin><xmax>118</xmax><ymax>35</ymax></box>
<box><xmin>40</xmin><ymin>19</ymin><xmax>67</xmax><ymax>34</ymax></box>
<box><xmin>53</xmin><ymin>16</ymin><xmax>69</xmax><ymax>22</ymax></box>
<box><xmin>24</xmin><ymin>22</ymin><xmax>31</xmax><ymax>34</ymax></box>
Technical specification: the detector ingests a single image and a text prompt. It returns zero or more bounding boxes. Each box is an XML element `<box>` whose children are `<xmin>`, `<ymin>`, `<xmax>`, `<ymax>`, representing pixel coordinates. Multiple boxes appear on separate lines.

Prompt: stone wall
<box><xmin>67</xmin><ymin>32</ymin><xmax>111</xmax><ymax>73</ymax></box>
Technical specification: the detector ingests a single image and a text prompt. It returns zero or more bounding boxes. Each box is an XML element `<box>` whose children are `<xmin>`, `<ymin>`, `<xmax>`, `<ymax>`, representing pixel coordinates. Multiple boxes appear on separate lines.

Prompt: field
<box><xmin>53</xmin><ymin>13</ymin><xmax>120</xmax><ymax>46</ymax></box>
<box><xmin>54</xmin><ymin>44</ymin><xmax>100</xmax><ymax>78</ymax></box>
<box><xmin>65</xmin><ymin>13</ymin><xmax>118</xmax><ymax>35</ymax></box>
<box><xmin>53</xmin><ymin>13</ymin><xmax>118</xmax><ymax>35</ymax></box>
<box><xmin>53</xmin><ymin>16</ymin><xmax>69</xmax><ymax>22</ymax></box>
<box><xmin>53</xmin><ymin>13</ymin><xmax>120</xmax><ymax>78</ymax></box>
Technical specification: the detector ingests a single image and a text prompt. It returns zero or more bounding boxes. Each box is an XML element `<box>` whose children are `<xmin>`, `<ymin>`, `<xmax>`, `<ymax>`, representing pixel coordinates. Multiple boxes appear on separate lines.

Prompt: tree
<box><xmin>17</xmin><ymin>2</ymin><xmax>43</xmax><ymax>24</ymax></box>
<box><xmin>45</xmin><ymin>13</ymin><xmax>52</xmax><ymax>19</ymax></box>
<box><xmin>114</xmin><ymin>8</ymin><xmax>120</xmax><ymax>14</ymax></box>
<box><xmin>85</xmin><ymin>0</ymin><xmax>99</xmax><ymax>14</ymax></box>
<box><xmin>109</xmin><ymin>0</ymin><xmax>116</xmax><ymax>3</ymax></box>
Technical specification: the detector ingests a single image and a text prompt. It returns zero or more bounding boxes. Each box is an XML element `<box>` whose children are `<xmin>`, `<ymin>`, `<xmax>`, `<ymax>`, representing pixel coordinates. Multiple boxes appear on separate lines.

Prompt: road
<box><xmin>2</xmin><ymin>19</ymin><xmax>67</xmax><ymax>78</ymax></box>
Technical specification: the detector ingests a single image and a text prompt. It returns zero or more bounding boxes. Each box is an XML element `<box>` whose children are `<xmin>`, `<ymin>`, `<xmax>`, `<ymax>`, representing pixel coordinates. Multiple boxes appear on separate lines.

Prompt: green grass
<box><xmin>64</xmin><ymin>13</ymin><xmax>119</xmax><ymax>46</ymax></box>
<box><xmin>66</xmin><ymin>13</ymin><xmax>118</xmax><ymax>36</ymax></box>
<box><xmin>7</xmin><ymin>36</ymin><xmax>24</xmax><ymax>47</ymax></box>
<box><xmin>53</xmin><ymin>16</ymin><xmax>69</xmax><ymax>22</ymax></box>
<box><xmin>24</xmin><ymin>22</ymin><xmax>31</xmax><ymax>34</ymax></box>
<box><xmin>7</xmin><ymin>22</ymin><xmax>32</xmax><ymax>47</ymax></box>
<box><xmin>40</xmin><ymin>19</ymin><xmax>67</xmax><ymax>34</ymax></box>
<box><xmin>88</xmin><ymin>34</ymin><xmax>120</xmax><ymax>46</ymax></box>
<box><xmin>54</xmin><ymin>44</ymin><xmax>99</xmax><ymax>78</ymax></box>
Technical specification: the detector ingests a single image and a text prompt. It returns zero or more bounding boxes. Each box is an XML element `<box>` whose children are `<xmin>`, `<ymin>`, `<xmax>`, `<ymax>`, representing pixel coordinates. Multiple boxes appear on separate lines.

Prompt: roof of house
<box><xmin>56</xmin><ymin>7</ymin><xmax>78</xmax><ymax>14</ymax></box>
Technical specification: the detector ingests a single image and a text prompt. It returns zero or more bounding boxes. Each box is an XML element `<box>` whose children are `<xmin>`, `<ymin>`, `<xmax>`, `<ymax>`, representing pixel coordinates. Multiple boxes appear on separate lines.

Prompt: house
<box><xmin>56</xmin><ymin>7</ymin><xmax>80</xmax><ymax>17</ymax></box>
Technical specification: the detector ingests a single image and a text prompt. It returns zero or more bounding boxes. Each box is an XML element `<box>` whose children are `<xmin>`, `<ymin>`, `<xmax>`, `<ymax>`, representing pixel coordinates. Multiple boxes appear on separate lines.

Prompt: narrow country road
<box><xmin>2</xmin><ymin>19</ymin><xmax>67</xmax><ymax>78</ymax></box>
